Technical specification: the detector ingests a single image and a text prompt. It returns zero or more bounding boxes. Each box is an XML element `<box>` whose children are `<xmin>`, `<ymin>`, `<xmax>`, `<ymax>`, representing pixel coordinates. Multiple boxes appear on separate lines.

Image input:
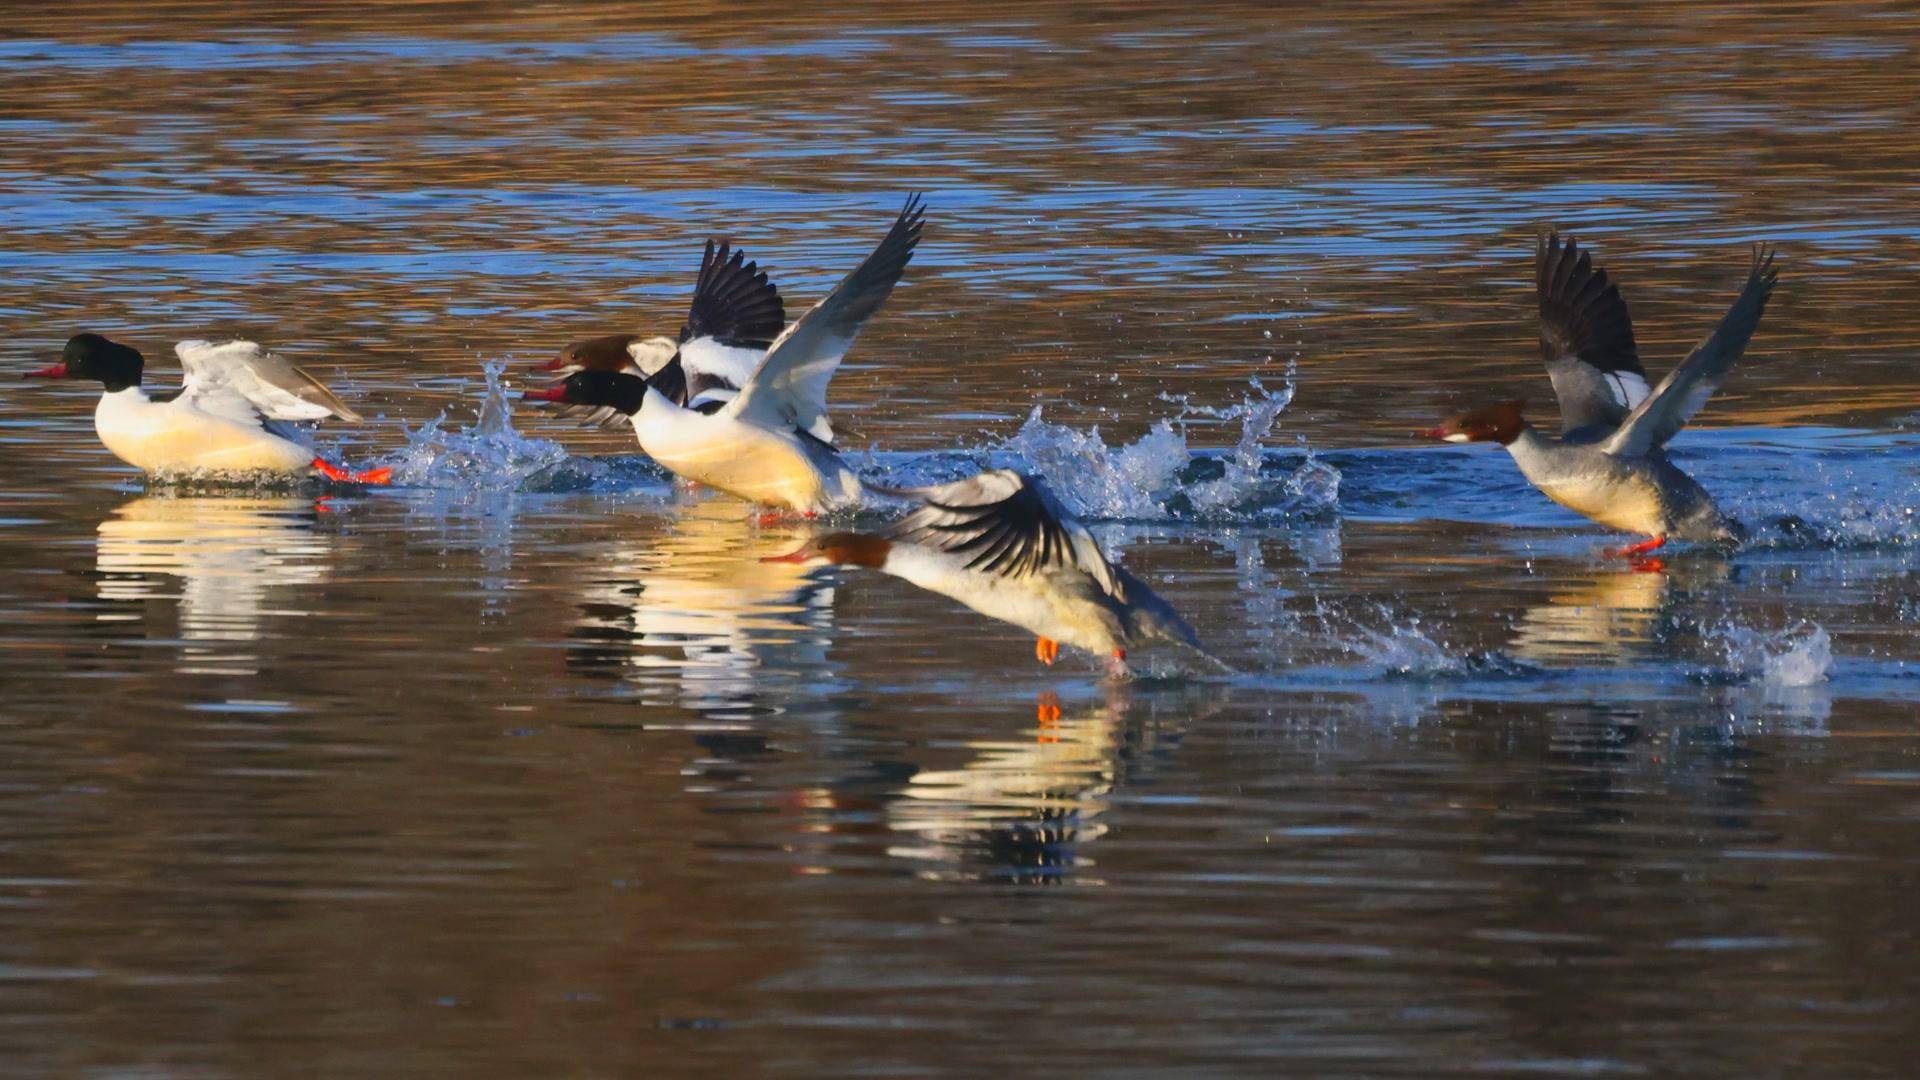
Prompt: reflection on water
<box><xmin>887</xmin><ymin>689</ymin><xmax>1142</xmax><ymax>883</ymax></box>
<box><xmin>566</xmin><ymin>497</ymin><xmax>836</xmax><ymax>716</ymax></box>
<box><xmin>1509</xmin><ymin>557</ymin><xmax>1731</xmax><ymax>664</ymax></box>
<box><xmin>94</xmin><ymin>496</ymin><xmax>329</xmax><ymax>675</ymax></box>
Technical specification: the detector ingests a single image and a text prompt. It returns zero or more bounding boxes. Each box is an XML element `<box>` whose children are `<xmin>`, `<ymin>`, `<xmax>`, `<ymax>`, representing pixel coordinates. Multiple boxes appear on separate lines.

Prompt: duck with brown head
<box><xmin>765</xmin><ymin>470</ymin><xmax>1229</xmax><ymax>679</ymax></box>
<box><xmin>1422</xmin><ymin>235</ymin><xmax>1780</xmax><ymax>556</ymax></box>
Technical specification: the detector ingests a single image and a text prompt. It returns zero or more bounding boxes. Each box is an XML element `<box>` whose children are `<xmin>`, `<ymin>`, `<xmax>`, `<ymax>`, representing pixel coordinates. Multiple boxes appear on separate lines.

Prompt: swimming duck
<box><xmin>26</xmin><ymin>334</ymin><xmax>388</xmax><ymax>482</ymax></box>
<box><xmin>527</xmin><ymin>194</ymin><xmax>925</xmax><ymax>513</ymax></box>
<box><xmin>765</xmin><ymin>469</ymin><xmax>1226</xmax><ymax>677</ymax></box>
<box><xmin>535</xmin><ymin>238</ymin><xmax>789</xmax><ymax>431</ymax></box>
<box><xmin>1422</xmin><ymin>235</ymin><xmax>1779</xmax><ymax>555</ymax></box>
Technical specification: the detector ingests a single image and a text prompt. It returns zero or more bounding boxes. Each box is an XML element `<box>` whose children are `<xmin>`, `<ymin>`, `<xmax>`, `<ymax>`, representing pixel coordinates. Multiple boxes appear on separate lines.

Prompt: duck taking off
<box><xmin>536</xmin><ymin>237</ymin><xmax>789</xmax><ymax>431</ymax></box>
<box><xmin>1423</xmin><ymin>235</ymin><xmax>1779</xmax><ymax>556</ymax></box>
<box><xmin>26</xmin><ymin>334</ymin><xmax>388</xmax><ymax>482</ymax></box>
<box><xmin>766</xmin><ymin>469</ymin><xmax>1227</xmax><ymax>678</ymax></box>
<box><xmin>527</xmin><ymin>194</ymin><xmax>925</xmax><ymax>514</ymax></box>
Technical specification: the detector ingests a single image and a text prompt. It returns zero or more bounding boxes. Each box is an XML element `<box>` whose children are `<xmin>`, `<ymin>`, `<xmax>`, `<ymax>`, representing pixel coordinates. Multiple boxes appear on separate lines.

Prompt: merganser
<box><xmin>1422</xmin><ymin>235</ymin><xmax>1779</xmax><ymax>556</ymax></box>
<box><xmin>26</xmin><ymin>334</ymin><xmax>389</xmax><ymax>482</ymax></box>
<box><xmin>765</xmin><ymin>469</ymin><xmax>1228</xmax><ymax>677</ymax></box>
<box><xmin>527</xmin><ymin>194</ymin><xmax>925</xmax><ymax>513</ymax></box>
<box><xmin>535</xmin><ymin>239</ymin><xmax>789</xmax><ymax>432</ymax></box>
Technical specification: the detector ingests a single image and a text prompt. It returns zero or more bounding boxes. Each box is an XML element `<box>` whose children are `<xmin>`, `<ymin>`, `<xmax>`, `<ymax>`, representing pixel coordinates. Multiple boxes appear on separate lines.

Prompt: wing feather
<box><xmin>888</xmin><ymin>469</ymin><xmax>1124</xmax><ymax>601</ymax></box>
<box><xmin>724</xmin><ymin>194</ymin><xmax>925</xmax><ymax>439</ymax></box>
<box><xmin>1537</xmin><ymin>233</ymin><xmax>1647</xmax><ymax>437</ymax></box>
<box><xmin>1601</xmin><ymin>244</ymin><xmax>1780</xmax><ymax>458</ymax></box>
<box><xmin>175</xmin><ymin>339</ymin><xmax>361</xmax><ymax>423</ymax></box>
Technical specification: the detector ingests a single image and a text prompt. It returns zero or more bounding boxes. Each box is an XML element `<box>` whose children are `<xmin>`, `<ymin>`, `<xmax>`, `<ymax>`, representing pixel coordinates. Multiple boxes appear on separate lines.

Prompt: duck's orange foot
<box><xmin>1036</xmin><ymin>691</ymin><xmax>1062</xmax><ymax>725</ymax></box>
<box><xmin>1105</xmin><ymin>649</ymin><xmax>1131</xmax><ymax>679</ymax></box>
<box><xmin>1034</xmin><ymin>637</ymin><xmax>1060</xmax><ymax>666</ymax></box>
<box><xmin>1606</xmin><ymin>535</ymin><xmax>1666</xmax><ymax>558</ymax></box>
<box><xmin>755</xmin><ymin>508</ymin><xmax>820</xmax><ymax>526</ymax></box>
<box><xmin>312</xmin><ymin>458</ymin><xmax>393</xmax><ymax>485</ymax></box>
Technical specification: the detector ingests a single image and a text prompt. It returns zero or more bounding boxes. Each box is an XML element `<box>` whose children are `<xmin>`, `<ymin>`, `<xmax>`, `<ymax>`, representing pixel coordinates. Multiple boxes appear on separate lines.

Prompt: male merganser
<box><xmin>766</xmin><ymin>469</ymin><xmax>1228</xmax><ymax>677</ymax></box>
<box><xmin>527</xmin><ymin>194</ymin><xmax>925</xmax><ymax>513</ymax></box>
<box><xmin>1422</xmin><ymin>235</ymin><xmax>1779</xmax><ymax>555</ymax></box>
<box><xmin>535</xmin><ymin>238</ymin><xmax>789</xmax><ymax>431</ymax></box>
<box><xmin>26</xmin><ymin>334</ymin><xmax>388</xmax><ymax>482</ymax></box>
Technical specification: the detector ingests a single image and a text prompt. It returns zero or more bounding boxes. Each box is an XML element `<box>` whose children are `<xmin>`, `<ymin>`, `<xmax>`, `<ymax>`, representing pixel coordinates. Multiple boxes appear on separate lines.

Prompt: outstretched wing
<box><xmin>681</xmin><ymin>239</ymin><xmax>786</xmax><ymax>349</ymax></box>
<box><xmin>723</xmin><ymin>193</ymin><xmax>925</xmax><ymax>441</ymax></box>
<box><xmin>888</xmin><ymin>469</ymin><xmax>1123</xmax><ymax>601</ymax></box>
<box><xmin>175</xmin><ymin>339</ymin><xmax>362</xmax><ymax>423</ymax></box>
<box><xmin>1537</xmin><ymin>233</ymin><xmax>1648</xmax><ymax>439</ymax></box>
<box><xmin>1601</xmin><ymin>245</ymin><xmax>1780</xmax><ymax>458</ymax></box>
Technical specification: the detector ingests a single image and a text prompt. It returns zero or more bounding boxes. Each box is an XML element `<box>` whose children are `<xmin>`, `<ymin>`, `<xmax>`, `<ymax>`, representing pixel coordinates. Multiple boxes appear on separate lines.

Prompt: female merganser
<box><xmin>1422</xmin><ymin>235</ymin><xmax>1779</xmax><ymax>555</ymax></box>
<box><xmin>534</xmin><ymin>238</ymin><xmax>789</xmax><ymax>431</ymax></box>
<box><xmin>25</xmin><ymin>334</ymin><xmax>388</xmax><ymax>482</ymax></box>
<box><xmin>765</xmin><ymin>469</ymin><xmax>1227</xmax><ymax>677</ymax></box>
<box><xmin>527</xmin><ymin>194</ymin><xmax>925</xmax><ymax>513</ymax></box>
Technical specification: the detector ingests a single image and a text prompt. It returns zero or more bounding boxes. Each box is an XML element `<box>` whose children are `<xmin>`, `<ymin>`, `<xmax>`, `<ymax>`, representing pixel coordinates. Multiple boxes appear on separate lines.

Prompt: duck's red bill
<box><xmin>521</xmin><ymin>386</ymin><xmax>568</xmax><ymax>402</ymax></box>
<box><xmin>760</xmin><ymin>548</ymin><xmax>811</xmax><ymax>564</ymax></box>
<box><xmin>1416</xmin><ymin>426</ymin><xmax>1447</xmax><ymax>438</ymax></box>
<box><xmin>24</xmin><ymin>363</ymin><xmax>67</xmax><ymax>378</ymax></box>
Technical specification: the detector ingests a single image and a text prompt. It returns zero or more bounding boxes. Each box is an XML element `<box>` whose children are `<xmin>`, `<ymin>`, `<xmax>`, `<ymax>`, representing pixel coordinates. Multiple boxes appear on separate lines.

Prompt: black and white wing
<box><xmin>888</xmin><ymin>469</ymin><xmax>1123</xmax><ymax>601</ymax></box>
<box><xmin>676</xmin><ymin>239</ymin><xmax>788</xmax><ymax>416</ymax></box>
<box><xmin>175</xmin><ymin>339</ymin><xmax>362</xmax><ymax>424</ymax></box>
<box><xmin>1601</xmin><ymin>244</ymin><xmax>1779</xmax><ymax>458</ymax></box>
<box><xmin>724</xmin><ymin>194</ymin><xmax>925</xmax><ymax>444</ymax></box>
<box><xmin>1537</xmin><ymin>233</ymin><xmax>1649</xmax><ymax>439</ymax></box>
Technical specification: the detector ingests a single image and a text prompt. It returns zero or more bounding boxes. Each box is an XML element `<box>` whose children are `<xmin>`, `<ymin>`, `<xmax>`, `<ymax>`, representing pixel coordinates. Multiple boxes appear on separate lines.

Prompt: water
<box><xmin>3</xmin><ymin>3</ymin><xmax>1920</xmax><ymax>1075</ymax></box>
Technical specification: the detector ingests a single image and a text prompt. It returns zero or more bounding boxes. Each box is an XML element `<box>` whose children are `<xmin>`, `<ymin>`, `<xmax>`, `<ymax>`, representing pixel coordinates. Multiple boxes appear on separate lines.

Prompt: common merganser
<box><xmin>527</xmin><ymin>194</ymin><xmax>925</xmax><ymax>513</ymax></box>
<box><xmin>765</xmin><ymin>469</ymin><xmax>1227</xmax><ymax>677</ymax></box>
<box><xmin>535</xmin><ymin>238</ymin><xmax>789</xmax><ymax>432</ymax></box>
<box><xmin>25</xmin><ymin>334</ymin><xmax>389</xmax><ymax>482</ymax></box>
<box><xmin>1422</xmin><ymin>235</ymin><xmax>1779</xmax><ymax>556</ymax></box>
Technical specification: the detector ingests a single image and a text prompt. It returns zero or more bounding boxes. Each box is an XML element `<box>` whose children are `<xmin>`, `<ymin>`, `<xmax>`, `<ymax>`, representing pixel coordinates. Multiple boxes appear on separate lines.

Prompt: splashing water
<box><xmin>382</xmin><ymin>362</ymin><xmax>661</xmax><ymax>494</ymax></box>
<box><xmin>980</xmin><ymin>370</ymin><xmax>1341</xmax><ymax>523</ymax></box>
<box><xmin>1707</xmin><ymin>621</ymin><xmax>1833</xmax><ymax>687</ymax></box>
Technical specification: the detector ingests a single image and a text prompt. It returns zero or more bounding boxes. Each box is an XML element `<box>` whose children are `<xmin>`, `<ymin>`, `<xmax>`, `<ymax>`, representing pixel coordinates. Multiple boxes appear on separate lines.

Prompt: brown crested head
<box><xmin>761</xmin><ymin>532</ymin><xmax>891</xmax><ymax>569</ymax></box>
<box><xmin>1421</xmin><ymin>399</ymin><xmax>1527</xmax><ymax>446</ymax></box>
<box><xmin>540</xmin><ymin>333</ymin><xmax>639</xmax><ymax>373</ymax></box>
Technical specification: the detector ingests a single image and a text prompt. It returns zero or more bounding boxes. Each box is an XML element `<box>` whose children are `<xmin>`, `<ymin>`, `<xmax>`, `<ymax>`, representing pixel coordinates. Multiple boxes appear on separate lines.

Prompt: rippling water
<box><xmin>3</xmin><ymin>3</ymin><xmax>1920</xmax><ymax>1075</ymax></box>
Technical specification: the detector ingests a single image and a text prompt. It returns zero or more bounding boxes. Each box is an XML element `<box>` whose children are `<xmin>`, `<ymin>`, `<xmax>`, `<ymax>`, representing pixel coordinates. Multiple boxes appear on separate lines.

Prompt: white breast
<box><xmin>95</xmin><ymin>389</ymin><xmax>313</xmax><ymax>475</ymax></box>
<box><xmin>635</xmin><ymin>391</ymin><xmax>859</xmax><ymax>512</ymax></box>
<box><xmin>883</xmin><ymin>546</ymin><xmax>1120</xmax><ymax>655</ymax></box>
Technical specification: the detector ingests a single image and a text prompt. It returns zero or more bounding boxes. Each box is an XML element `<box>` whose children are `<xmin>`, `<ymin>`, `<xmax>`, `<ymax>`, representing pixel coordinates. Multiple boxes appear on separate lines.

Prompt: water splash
<box><xmin>1705</xmin><ymin>621</ymin><xmax>1833</xmax><ymax>687</ymax></box>
<box><xmin>382</xmin><ymin>361</ymin><xmax>661</xmax><ymax>493</ymax></box>
<box><xmin>979</xmin><ymin>370</ymin><xmax>1340</xmax><ymax>524</ymax></box>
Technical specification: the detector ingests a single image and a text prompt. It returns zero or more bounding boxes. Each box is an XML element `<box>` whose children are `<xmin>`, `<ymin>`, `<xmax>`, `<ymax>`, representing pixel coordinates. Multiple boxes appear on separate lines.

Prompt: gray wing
<box><xmin>1601</xmin><ymin>245</ymin><xmax>1780</xmax><ymax>458</ymax></box>
<box><xmin>176</xmin><ymin>339</ymin><xmax>362</xmax><ymax>423</ymax></box>
<box><xmin>1537</xmin><ymin>233</ymin><xmax>1649</xmax><ymax>439</ymax></box>
<box><xmin>724</xmin><ymin>194</ymin><xmax>925</xmax><ymax>439</ymax></box>
<box><xmin>889</xmin><ymin>469</ymin><xmax>1123</xmax><ymax>601</ymax></box>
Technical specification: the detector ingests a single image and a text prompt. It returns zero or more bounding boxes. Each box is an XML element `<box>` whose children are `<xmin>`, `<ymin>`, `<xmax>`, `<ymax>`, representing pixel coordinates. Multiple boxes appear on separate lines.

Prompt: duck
<box><xmin>534</xmin><ymin>237</ymin><xmax>790</xmax><ymax>431</ymax></box>
<box><xmin>764</xmin><ymin>469</ymin><xmax>1228</xmax><ymax>677</ymax></box>
<box><xmin>25</xmin><ymin>334</ymin><xmax>388</xmax><ymax>482</ymax></box>
<box><xmin>526</xmin><ymin>194</ymin><xmax>924</xmax><ymax>514</ymax></box>
<box><xmin>1422</xmin><ymin>234</ymin><xmax>1778</xmax><ymax>557</ymax></box>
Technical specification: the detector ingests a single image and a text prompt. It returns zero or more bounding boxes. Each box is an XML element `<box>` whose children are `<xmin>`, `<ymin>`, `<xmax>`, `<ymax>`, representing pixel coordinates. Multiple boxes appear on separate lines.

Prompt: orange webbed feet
<box><xmin>312</xmin><ymin>458</ymin><xmax>393</xmax><ymax>485</ymax></box>
<box><xmin>1034</xmin><ymin>638</ymin><xmax>1060</xmax><ymax>666</ymax></box>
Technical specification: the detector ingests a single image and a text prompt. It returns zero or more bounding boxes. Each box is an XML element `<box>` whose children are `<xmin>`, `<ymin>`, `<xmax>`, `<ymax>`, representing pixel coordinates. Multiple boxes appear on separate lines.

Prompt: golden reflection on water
<box><xmin>94</xmin><ymin>495</ymin><xmax>329</xmax><ymax>675</ymax></box>
<box><xmin>565</xmin><ymin>495</ymin><xmax>833</xmax><ymax>714</ymax></box>
<box><xmin>1507</xmin><ymin>557</ymin><xmax>1734</xmax><ymax>665</ymax></box>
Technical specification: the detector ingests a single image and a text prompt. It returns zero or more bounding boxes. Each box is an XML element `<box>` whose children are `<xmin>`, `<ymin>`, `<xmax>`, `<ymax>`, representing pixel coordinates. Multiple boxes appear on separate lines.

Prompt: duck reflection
<box><xmin>566</xmin><ymin>497</ymin><xmax>836</xmax><ymax>714</ymax></box>
<box><xmin>1510</xmin><ymin>556</ymin><xmax>1730</xmax><ymax>664</ymax></box>
<box><xmin>95</xmin><ymin>495</ymin><xmax>330</xmax><ymax>675</ymax></box>
<box><xmin>883</xmin><ymin>686</ymin><xmax>1187</xmax><ymax>884</ymax></box>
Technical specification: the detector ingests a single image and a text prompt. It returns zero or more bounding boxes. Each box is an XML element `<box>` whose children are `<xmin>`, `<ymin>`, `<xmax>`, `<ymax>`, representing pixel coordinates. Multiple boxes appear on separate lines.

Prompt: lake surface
<box><xmin>2</xmin><ymin>3</ymin><xmax>1919</xmax><ymax>1075</ymax></box>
